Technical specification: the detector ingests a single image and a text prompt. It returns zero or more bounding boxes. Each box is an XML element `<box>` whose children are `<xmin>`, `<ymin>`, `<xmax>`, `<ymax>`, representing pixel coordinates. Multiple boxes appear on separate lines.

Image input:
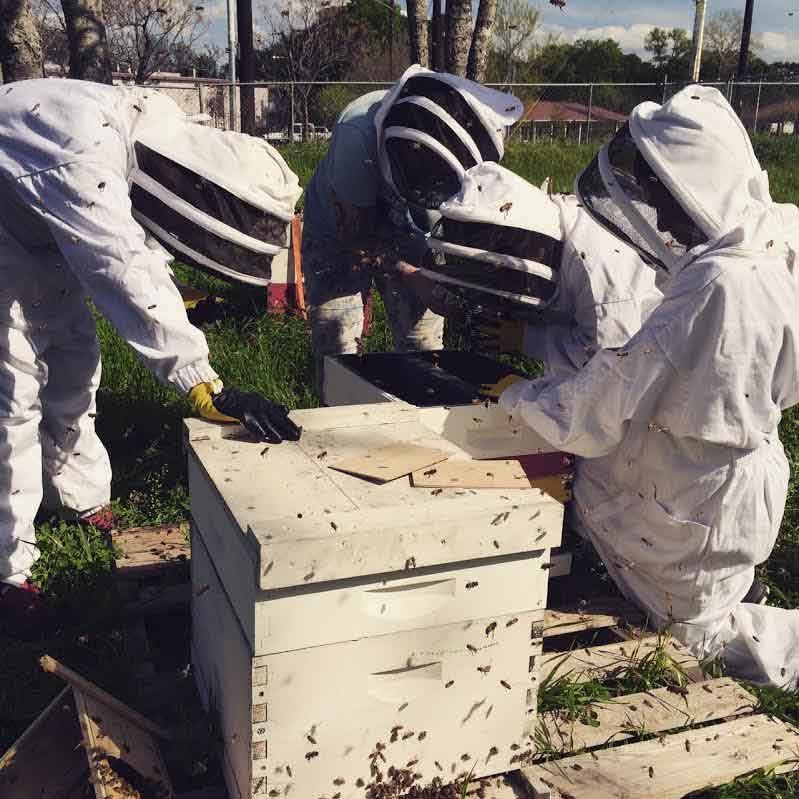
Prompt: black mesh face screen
<box><xmin>134</xmin><ymin>142</ymin><xmax>287</xmax><ymax>247</ymax></box>
<box><xmin>384</xmin><ymin>102</ymin><xmax>478</xmax><ymax>170</ymax></box>
<box><xmin>398</xmin><ymin>76</ymin><xmax>501</xmax><ymax>162</ymax></box>
<box><xmin>441</xmin><ymin>219</ymin><xmax>563</xmax><ymax>267</ymax></box>
<box><xmin>385</xmin><ymin>137</ymin><xmax>463</xmax><ymax>209</ymax></box>
<box><xmin>131</xmin><ymin>185</ymin><xmax>274</xmax><ymax>281</ymax></box>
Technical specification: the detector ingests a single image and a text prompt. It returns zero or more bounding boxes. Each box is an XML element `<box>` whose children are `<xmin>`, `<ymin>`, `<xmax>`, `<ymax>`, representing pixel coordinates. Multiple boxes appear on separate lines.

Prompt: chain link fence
<box><xmin>142</xmin><ymin>78</ymin><xmax>799</xmax><ymax>142</ymax></box>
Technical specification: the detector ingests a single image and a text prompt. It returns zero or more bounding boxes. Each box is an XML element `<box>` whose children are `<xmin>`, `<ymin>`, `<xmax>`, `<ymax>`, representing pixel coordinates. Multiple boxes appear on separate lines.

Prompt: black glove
<box><xmin>212</xmin><ymin>389</ymin><xmax>302</xmax><ymax>444</ymax></box>
<box><xmin>186</xmin><ymin>296</ymin><xmax>228</xmax><ymax>326</ymax></box>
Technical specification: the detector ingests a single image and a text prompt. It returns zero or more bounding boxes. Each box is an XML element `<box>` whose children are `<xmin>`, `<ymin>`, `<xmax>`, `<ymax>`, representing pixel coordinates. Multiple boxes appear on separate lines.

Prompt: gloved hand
<box><xmin>189</xmin><ymin>380</ymin><xmax>302</xmax><ymax>443</ymax></box>
<box><xmin>178</xmin><ymin>284</ymin><xmax>227</xmax><ymax>325</ymax></box>
<box><xmin>474</xmin><ymin>319</ymin><xmax>526</xmax><ymax>355</ymax></box>
<box><xmin>479</xmin><ymin>374</ymin><xmax>526</xmax><ymax>401</ymax></box>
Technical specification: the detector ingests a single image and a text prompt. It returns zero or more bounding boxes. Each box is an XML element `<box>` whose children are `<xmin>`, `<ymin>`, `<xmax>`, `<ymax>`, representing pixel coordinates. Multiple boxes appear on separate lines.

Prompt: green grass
<box><xmin>3</xmin><ymin>135</ymin><xmax>799</xmax><ymax>798</ymax></box>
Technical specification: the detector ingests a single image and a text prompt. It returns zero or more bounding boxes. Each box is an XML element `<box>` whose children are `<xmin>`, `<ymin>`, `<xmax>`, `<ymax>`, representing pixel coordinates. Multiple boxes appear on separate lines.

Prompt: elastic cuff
<box><xmin>173</xmin><ymin>361</ymin><xmax>220</xmax><ymax>395</ymax></box>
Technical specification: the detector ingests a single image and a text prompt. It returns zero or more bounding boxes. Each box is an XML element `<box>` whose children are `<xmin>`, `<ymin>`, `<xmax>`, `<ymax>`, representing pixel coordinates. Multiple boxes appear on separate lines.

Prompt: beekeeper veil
<box><xmin>424</xmin><ymin>162</ymin><xmax>564</xmax><ymax>322</ymax></box>
<box><xmin>127</xmin><ymin>89</ymin><xmax>301</xmax><ymax>286</ymax></box>
<box><xmin>375</xmin><ymin>65</ymin><xmax>523</xmax><ymax>224</ymax></box>
<box><xmin>575</xmin><ymin>85</ymin><xmax>784</xmax><ymax>273</ymax></box>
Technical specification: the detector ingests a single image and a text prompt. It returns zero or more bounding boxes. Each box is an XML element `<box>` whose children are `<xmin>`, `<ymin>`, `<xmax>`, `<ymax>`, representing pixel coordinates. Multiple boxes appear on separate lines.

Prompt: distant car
<box><xmin>263</xmin><ymin>124</ymin><xmax>332</xmax><ymax>144</ymax></box>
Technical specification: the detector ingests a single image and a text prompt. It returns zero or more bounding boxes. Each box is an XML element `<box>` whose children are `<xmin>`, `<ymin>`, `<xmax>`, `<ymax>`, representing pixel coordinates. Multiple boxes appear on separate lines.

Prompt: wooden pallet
<box><xmin>113</xmin><ymin>525</ymin><xmax>191</xmax><ymax>614</ymax></box>
<box><xmin>516</xmin><ymin>608</ymin><xmax>799</xmax><ymax>799</ymax></box>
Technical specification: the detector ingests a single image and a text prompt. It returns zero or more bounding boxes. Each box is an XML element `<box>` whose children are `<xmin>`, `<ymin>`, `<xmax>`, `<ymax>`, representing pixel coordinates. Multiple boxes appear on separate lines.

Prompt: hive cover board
<box><xmin>335</xmin><ymin>351</ymin><xmax>523</xmax><ymax>407</ymax></box>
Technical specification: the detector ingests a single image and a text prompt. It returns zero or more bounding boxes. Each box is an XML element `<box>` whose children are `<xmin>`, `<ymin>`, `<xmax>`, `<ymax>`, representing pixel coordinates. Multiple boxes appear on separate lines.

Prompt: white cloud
<box><xmin>541</xmin><ymin>22</ymin><xmax>657</xmax><ymax>58</ymax></box>
<box><xmin>759</xmin><ymin>31</ymin><xmax>799</xmax><ymax>62</ymax></box>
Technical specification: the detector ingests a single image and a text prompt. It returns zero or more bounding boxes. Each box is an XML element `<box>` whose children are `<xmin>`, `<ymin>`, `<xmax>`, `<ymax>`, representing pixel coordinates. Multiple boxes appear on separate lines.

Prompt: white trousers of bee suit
<box><xmin>0</xmin><ymin>221</ymin><xmax>111</xmax><ymax>586</ymax></box>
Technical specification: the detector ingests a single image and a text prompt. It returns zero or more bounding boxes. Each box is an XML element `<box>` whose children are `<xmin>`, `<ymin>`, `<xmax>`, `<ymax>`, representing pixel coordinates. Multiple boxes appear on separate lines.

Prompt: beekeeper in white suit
<box><xmin>0</xmin><ymin>79</ymin><xmax>302</xmax><ymax>623</ymax></box>
<box><xmin>492</xmin><ymin>85</ymin><xmax>799</xmax><ymax>687</ymax></box>
<box><xmin>414</xmin><ymin>161</ymin><xmax>663</xmax><ymax>378</ymax></box>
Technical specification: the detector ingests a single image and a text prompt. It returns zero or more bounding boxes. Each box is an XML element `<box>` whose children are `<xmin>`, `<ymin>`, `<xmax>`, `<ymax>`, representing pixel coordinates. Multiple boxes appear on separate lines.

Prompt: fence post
<box><xmin>753</xmin><ymin>77</ymin><xmax>762</xmax><ymax>134</ymax></box>
<box><xmin>662</xmin><ymin>74</ymin><xmax>668</xmax><ymax>103</ymax></box>
<box><xmin>586</xmin><ymin>83</ymin><xmax>593</xmax><ymax>142</ymax></box>
<box><xmin>290</xmin><ymin>83</ymin><xmax>295</xmax><ymax>143</ymax></box>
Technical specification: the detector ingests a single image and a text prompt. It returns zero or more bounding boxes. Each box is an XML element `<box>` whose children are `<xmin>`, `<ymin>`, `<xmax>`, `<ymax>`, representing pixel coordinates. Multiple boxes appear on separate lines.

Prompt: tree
<box><xmin>103</xmin><ymin>0</ymin><xmax>209</xmax><ymax>82</ymax></box>
<box><xmin>645</xmin><ymin>26</ymin><xmax>690</xmax><ymax>75</ymax></box>
<box><xmin>491</xmin><ymin>0</ymin><xmax>539</xmax><ymax>83</ymax></box>
<box><xmin>703</xmin><ymin>9</ymin><xmax>762</xmax><ymax>80</ymax></box>
<box><xmin>405</xmin><ymin>0</ymin><xmax>428</xmax><ymax>67</ymax></box>
<box><xmin>31</xmin><ymin>0</ymin><xmax>68</xmax><ymax>72</ymax></box>
<box><xmin>0</xmin><ymin>0</ymin><xmax>44</xmax><ymax>81</ymax></box>
<box><xmin>445</xmin><ymin>0</ymin><xmax>472</xmax><ymax>75</ymax></box>
<box><xmin>266</xmin><ymin>0</ymin><xmax>350</xmax><ymax>140</ymax></box>
<box><xmin>466</xmin><ymin>0</ymin><xmax>497</xmax><ymax>81</ymax></box>
<box><xmin>62</xmin><ymin>0</ymin><xmax>113</xmax><ymax>82</ymax></box>
<box><xmin>644</xmin><ymin>27</ymin><xmax>669</xmax><ymax>71</ymax></box>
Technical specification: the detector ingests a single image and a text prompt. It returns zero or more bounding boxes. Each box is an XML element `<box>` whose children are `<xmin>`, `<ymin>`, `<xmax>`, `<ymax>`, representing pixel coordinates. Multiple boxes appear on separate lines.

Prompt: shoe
<box><xmin>78</xmin><ymin>504</ymin><xmax>116</xmax><ymax>534</ymax></box>
<box><xmin>743</xmin><ymin>579</ymin><xmax>770</xmax><ymax>605</ymax></box>
<box><xmin>0</xmin><ymin>581</ymin><xmax>51</xmax><ymax>637</ymax></box>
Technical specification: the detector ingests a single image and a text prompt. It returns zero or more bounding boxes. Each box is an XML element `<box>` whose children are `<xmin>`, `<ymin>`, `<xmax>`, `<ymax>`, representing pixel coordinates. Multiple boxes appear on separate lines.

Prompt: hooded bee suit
<box><xmin>427</xmin><ymin>162</ymin><xmax>663</xmax><ymax>376</ymax></box>
<box><xmin>302</xmin><ymin>64</ymin><xmax>523</xmax><ymax>385</ymax></box>
<box><xmin>498</xmin><ymin>85</ymin><xmax>799</xmax><ymax>687</ymax></box>
<box><xmin>0</xmin><ymin>79</ymin><xmax>300</xmax><ymax>586</ymax></box>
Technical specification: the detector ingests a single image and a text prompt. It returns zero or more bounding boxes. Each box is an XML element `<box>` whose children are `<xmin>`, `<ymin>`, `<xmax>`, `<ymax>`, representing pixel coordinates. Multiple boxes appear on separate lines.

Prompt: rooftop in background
<box><xmin>520</xmin><ymin>100</ymin><xmax>628</xmax><ymax>123</ymax></box>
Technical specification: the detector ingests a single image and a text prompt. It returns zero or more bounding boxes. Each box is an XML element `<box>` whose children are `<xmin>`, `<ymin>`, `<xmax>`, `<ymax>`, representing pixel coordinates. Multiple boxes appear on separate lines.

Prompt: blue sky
<box><xmin>197</xmin><ymin>0</ymin><xmax>798</xmax><ymax>66</ymax></box>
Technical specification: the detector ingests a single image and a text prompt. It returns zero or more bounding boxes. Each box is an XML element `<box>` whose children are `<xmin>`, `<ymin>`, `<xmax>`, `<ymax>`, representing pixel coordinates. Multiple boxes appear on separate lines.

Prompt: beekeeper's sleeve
<box><xmin>16</xmin><ymin>161</ymin><xmax>219</xmax><ymax>394</ymax></box>
<box><xmin>501</xmin><ymin>302</ymin><xmax>678</xmax><ymax>457</ymax></box>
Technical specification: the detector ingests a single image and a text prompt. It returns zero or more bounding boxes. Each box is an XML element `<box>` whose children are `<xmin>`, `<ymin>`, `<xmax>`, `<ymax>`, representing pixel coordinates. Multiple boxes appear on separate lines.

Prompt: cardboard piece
<box><xmin>328</xmin><ymin>442</ymin><xmax>451</xmax><ymax>483</ymax></box>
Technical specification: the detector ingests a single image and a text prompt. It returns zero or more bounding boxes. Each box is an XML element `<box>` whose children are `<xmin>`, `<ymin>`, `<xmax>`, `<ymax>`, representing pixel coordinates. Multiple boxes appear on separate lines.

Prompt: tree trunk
<box><xmin>0</xmin><ymin>0</ymin><xmax>43</xmax><ymax>82</ymax></box>
<box><xmin>405</xmin><ymin>0</ymin><xmax>428</xmax><ymax>68</ymax></box>
<box><xmin>466</xmin><ymin>0</ymin><xmax>497</xmax><ymax>81</ymax></box>
<box><xmin>431</xmin><ymin>0</ymin><xmax>444</xmax><ymax>70</ymax></box>
<box><xmin>445</xmin><ymin>0</ymin><xmax>472</xmax><ymax>77</ymax></box>
<box><xmin>62</xmin><ymin>0</ymin><xmax>112</xmax><ymax>83</ymax></box>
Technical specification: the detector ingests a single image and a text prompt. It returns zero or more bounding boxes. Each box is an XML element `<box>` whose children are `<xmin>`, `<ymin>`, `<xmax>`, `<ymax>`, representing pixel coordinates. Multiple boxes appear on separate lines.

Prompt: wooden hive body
<box><xmin>187</xmin><ymin>404</ymin><xmax>563</xmax><ymax>799</ymax></box>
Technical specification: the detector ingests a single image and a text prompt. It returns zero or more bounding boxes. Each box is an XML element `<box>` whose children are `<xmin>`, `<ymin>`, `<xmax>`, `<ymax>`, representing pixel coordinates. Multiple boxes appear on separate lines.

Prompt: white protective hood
<box><xmin>374</xmin><ymin>65</ymin><xmax>523</xmax><ymax>207</ymax></box>
<box><xmin>424</xmin><ymin>163</ymin><xmax>562</xmax><ymax>314</ymax></box>
<box><xmin>128</xmin><ymin>89</ymin><xmax>301</xmax><ymax>285</ymax></box>
<box><xmin>630</xmin><ymin>85</ymin><xmax>784</xmax><ymax>260</ymax></box>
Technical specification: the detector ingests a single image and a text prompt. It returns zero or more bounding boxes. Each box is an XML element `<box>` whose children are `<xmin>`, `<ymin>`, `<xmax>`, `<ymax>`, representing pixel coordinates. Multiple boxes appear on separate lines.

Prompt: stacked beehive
<box><xmin>187</xmin><ymin>402</ymin><xmax>564</xmax><ymax>799</ymax></box>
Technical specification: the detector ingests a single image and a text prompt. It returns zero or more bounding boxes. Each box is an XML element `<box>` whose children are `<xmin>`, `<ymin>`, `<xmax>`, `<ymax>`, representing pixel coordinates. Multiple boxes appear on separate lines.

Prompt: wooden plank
<box><xmin>0</xmin><ymin>687</ymin><xmax>88</xmax><ymax>799</ymax></box>
<box><xmin>548</xmin><ymin>550</ymin><xmax>572</xmax><ymax>579</ymax></box>
<box><xmin>544</xmin><ymin>599</ymin><xmax>642</xmax><ymax>638</ymax></box>
<box><xmin>330</xmin><ymin>442</ymin><xmax>451</xmax><ymax>483</ymax></box>
<box><xmin>523</xmin><ymin>714</ymin><xmax>799</xmax><ymax>799</ymax></box>
<box><xmin>40</xmin><ymin>655</ymin><xmax>172</xmax><ymax>740</ymax></box>
<box><xmin>411</xmin><ymin>459</ymin><xmax>571</xmax><ymax>502</ymax></box>
<box><xmin>536</xmin><ymin>678</ymin><xmax>758</xmax><ymax>754</ymax></box>
<box><xmin>113</xmin><ymin>525</ymin><xmax>190</xmax><ymax>580</ymax></box>
<box><xmin>540</xmin><ymin>639</ymin><xmax>704</xmax><ymax>685</ymax></box>
<box><xmin>76</xmin><ymin>687</ymin><xmax>175</xmax><ymax>799</ymax></box>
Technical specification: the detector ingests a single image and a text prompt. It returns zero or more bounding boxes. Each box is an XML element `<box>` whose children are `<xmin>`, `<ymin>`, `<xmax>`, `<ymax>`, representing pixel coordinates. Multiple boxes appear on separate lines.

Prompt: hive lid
<box><xmin>185</xmin><ymin>404</ymin><xmax>566</xmax><ymax>590</ymax></box>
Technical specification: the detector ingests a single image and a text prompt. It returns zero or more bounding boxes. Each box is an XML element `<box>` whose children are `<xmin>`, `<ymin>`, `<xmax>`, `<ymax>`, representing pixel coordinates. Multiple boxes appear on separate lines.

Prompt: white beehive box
<box><xmin>187</xmin><ymin>403</ymin><xmax>563</xmax><ymax>799</ymax></box>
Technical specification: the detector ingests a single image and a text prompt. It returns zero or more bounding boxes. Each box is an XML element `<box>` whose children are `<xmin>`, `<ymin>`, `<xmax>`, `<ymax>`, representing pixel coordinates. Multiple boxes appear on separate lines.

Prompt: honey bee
<box><xmin>305</xmin><ymin>751</ymin><xmax>319</xmax><ymax>761</ymax></box>
<box><xmin>485</xmin><ymin>622</ymin><xmax>497</xmax><ymax>636</ymax></box>
<box><xmin>499</xmin><ymin>202</ymin><xmax>513</xmax><ymax>215</ymax></box>
<box><xmin>466</xmin><ymin>581</ymin><xmax>478</xmax><ymax>590</ymax></box>
<box><xmin>500</xmin><ymin>680</ymin><xmax>512</xmax><ymax>690</ymax></box>
<box><xmin>477</xmin><ymin>665</ymin><xmax>491</xmax><ymax>675</ymax></box>
<box><xmin>467</xmin><ymin>644</ymin><xmax>478</xmax><ymax>654</ymax></box>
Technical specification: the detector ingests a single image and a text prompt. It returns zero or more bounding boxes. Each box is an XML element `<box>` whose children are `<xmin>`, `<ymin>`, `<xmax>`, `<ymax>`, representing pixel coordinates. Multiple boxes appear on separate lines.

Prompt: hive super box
<box><xmin>186</xmin><ymin>402</ymin><xmax>564</xmax><ymax>799</ymax></box>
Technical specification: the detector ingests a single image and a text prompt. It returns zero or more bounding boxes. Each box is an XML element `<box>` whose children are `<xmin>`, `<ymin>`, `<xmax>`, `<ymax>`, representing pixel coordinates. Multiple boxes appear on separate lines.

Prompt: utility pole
<box><xmin>737</xmin><ymin>0</ymin><xmax>755</xmax><ymax>80</ymax></box>
<box><xmin>226</xmin><ymin>0</ymin><xmax>238</xmax><ymax>130</ymax></box>
<box><xmin>237</xmin><ymin>0</ymin><xmax>255</xmax><ymax>134</ymax></box>
<box><xmin>690</xmin><ymin>0</ymin><xmax>707</xmax><ymax>82</ymax></box>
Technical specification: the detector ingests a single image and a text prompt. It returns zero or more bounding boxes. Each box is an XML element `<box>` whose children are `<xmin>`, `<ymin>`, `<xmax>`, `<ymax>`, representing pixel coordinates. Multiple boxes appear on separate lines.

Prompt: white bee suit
<box><xmin>0</xmin><ymin>79</ymin><xmax>299</xmax><ymax>585</ymax></box>
<box><xmin>499</xmin><ymin>86</ymin><xmax>799</xmax><ymax>687</ymax></box>
<box><xmin>521</xmin><ymin>193</ymin><xmax>663</xmax><ymax>378</ymax></box>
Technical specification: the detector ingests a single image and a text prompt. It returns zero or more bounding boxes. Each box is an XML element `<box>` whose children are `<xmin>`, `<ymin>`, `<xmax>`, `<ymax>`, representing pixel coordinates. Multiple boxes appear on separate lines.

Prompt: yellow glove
<box><xmin>475</xmin><ymin>320</ymin><xmax>525</xmax><ymax>355</ymax></box>
<box><xmin>177</xmin><ymin>284</ymin><xmax>210</xmax><ymax>309</ymax></box>
<box><xmin>188</xmin><ymin>380</ymin><xmax>238</xmax><ymax>423</ymax></box>
<box><xmin>479</xmin><ymin>374</ymin><xmax>525</xmax><ymax>400</ymax></box>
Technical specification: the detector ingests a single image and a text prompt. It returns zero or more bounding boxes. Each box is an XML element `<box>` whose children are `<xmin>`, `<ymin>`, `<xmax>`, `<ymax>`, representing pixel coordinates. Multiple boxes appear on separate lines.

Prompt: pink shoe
<box><xmin>0</xmin><ymin>581</ymin><xmax>51</xmax><ymax>636</ymax></box>
<box><xmin>78</xmin><ymin>505</ymin><xmax>116</xmax><ymax>533</ymax></box>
